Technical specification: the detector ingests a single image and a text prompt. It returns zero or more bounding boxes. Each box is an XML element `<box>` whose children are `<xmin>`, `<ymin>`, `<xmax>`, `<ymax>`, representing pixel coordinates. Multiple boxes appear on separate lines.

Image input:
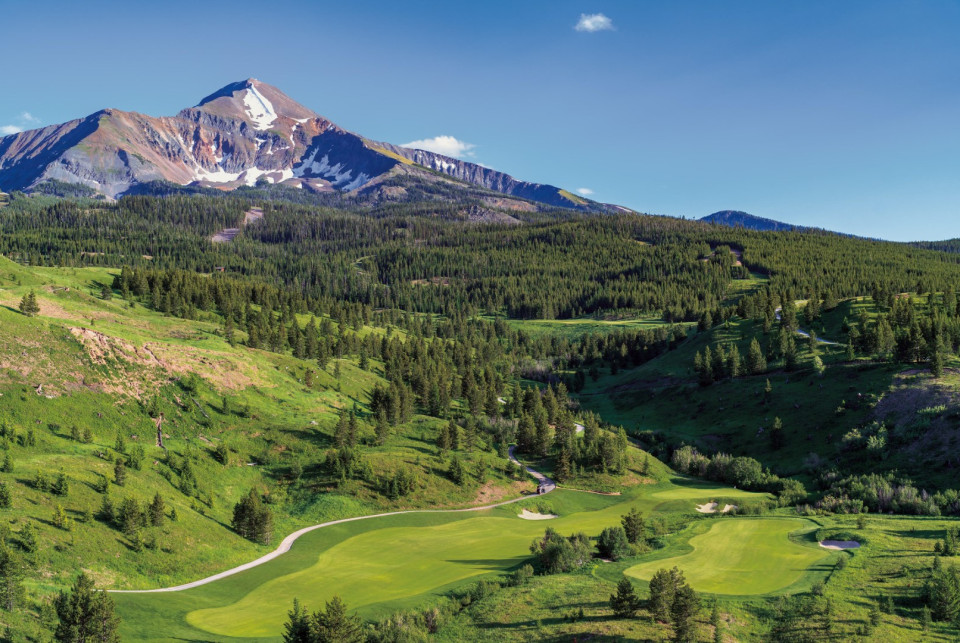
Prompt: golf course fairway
<box><xmin>624</xmin><ymin>518</ymin><xmax>830</xmax><ymax>595</ymax></box>
<box><xmin>112</xmin><ymin>482</ymin><xmax>776</xmax><ymax>641</ymax></box>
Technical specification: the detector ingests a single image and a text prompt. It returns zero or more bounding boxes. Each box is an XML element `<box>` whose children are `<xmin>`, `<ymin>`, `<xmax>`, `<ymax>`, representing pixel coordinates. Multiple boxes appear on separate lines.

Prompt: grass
<box><xmin>497</xmin><ymin>314</ymin><xmax>687</xmax><ymax>339</ymax></box>
<box><xmin>113</xmin><ymin>473</ymin><xmax>770</xmax><ymax>641</ymax></box>
<box><xmin>7</xmin><ymin>255</ymin><xmax>960</xmax><ymax>640</ymax></box>
<box><xmin>623</xmin><ymin>517</ymin><xmax>830</xmax><ymax>595</ymax></box>
<box><xmin>0</xmin><ymin>256</ymin><xmax>530</xmax><ymax>638</ymax></box>
<box><xmin>573</xmin><ymin>312</ymin><xmax>960</xmax><ymax>488</ymax></box>
<box><xmin>443</xmin><ymin>513</ymin><xmax>960</xmax><ymax>641</ymax></box>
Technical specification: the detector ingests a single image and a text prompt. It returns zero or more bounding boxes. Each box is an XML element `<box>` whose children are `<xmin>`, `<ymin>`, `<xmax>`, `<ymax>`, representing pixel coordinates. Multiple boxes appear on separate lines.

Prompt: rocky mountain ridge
<box><xmin>0</xmin><ymin>79</ymin><xmax>616</xmax><ymax>211</ymax></box>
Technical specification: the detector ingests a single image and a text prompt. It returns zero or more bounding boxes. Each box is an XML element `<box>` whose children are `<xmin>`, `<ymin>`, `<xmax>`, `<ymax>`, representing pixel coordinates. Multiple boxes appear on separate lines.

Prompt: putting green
<box><xmin>624</xmin><ymin>518</ymin><xmax>829</xmax><ymax>595</ymax></box>
<box><xmin>650</xmin><ymin>482</ymin><xmax>766</xmax><ymax>501</ymax></box>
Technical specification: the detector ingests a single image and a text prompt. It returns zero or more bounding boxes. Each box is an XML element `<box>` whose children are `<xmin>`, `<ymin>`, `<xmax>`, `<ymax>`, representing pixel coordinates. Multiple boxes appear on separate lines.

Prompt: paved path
<box><xmin>111</xmin><ymin>446</ymin><xmax>553</xmax><ymax>594</ymax></box>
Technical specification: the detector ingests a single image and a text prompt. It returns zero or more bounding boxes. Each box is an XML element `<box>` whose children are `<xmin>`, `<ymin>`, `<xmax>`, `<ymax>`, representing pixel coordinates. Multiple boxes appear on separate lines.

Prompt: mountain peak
<box><xmin>0</xmin><ymin>80</ymin><xmax>619</xmax><ymax>211</ymax></box>
<box><xmin>192</xmin><ymin>79</ymin><xmax>317</xmax><ymax>126</ymax></box>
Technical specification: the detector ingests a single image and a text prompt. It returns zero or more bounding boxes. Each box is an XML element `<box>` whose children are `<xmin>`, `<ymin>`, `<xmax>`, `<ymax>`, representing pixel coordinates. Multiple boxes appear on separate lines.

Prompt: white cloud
<box><xmin>1</xmin><ymin>111</ymin><xmax>41</xmax><ymax>136</ymax></box>
<box><xmin>401</xmin><ymin>135</ymin><xmax>476</xmax><ymax>159</ymax></box>
<box><xmin>576</xmin><ymin>187</ymin><xmax>594</xmax><ymax>196</ymax></box>
<box><xmin>575</xmin><ymin>13</ymin><xmax>614</xmax><ymax>32</ymax></box>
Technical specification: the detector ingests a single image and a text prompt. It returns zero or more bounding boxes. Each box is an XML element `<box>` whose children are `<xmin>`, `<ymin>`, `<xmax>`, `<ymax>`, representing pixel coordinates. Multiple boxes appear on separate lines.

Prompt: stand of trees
<box><xmin>232</xmin><ymin>489</ymin><xmax>273</xmax><ymax>544</ymax></box>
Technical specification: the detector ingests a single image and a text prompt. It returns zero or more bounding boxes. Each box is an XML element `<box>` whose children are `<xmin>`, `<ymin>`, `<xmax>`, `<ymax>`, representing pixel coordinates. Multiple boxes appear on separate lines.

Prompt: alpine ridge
<box><xmin>0</xmin><ymin>79</ymin><xmax>617</xmax><ymax>211</ymax></box>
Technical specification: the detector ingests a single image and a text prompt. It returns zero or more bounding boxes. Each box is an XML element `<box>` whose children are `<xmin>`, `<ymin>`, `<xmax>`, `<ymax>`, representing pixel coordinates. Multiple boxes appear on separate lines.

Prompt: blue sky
<box><xmin>1</xmin><ymin>0</ymin><xmax>958</xmax><ymax>241</ymax></box>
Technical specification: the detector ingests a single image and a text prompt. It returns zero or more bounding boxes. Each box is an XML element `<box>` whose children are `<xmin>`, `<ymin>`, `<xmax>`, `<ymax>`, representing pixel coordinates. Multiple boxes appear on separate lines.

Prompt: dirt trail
<box><xmin>110</xmin><ymin>446</ymin><xmax>553</xmax><ymax>594</ymax></box>
<box><xmin>211</xmin><ymin>208</ymin><xmax>264</xmax><ymax>243</ymax></box>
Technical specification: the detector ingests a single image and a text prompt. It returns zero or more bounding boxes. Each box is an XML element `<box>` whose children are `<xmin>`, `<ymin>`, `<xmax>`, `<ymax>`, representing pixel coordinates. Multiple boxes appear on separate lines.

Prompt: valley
<box><xmin>1</xmin><ymin>62</ymin><xmax>959</xmax><ymax>641</ymax></box>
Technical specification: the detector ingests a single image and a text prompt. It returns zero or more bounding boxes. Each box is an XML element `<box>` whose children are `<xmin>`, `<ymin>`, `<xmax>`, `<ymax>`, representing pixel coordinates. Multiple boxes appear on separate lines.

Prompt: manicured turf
<box><xmin>649</xmin><ymin>480</ymin><xmax>769</xmax><ymax>501</ymax></box>
<box><xmin>624</xmin><ymin>517</ymin><xmax>829</xmax><ymax>595</ymax></box>
<box><xmin>113</xmin><ymin>479</ymin><xmax>770</xmax><ymax>640</ymax></box>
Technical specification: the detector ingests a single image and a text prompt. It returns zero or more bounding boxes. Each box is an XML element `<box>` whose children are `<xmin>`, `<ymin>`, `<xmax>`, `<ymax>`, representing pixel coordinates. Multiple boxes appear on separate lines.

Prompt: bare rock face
<box><xmin>0</xmin><ymin>78</ymin><xmax>608</xmax><ymax>211</ymax></box>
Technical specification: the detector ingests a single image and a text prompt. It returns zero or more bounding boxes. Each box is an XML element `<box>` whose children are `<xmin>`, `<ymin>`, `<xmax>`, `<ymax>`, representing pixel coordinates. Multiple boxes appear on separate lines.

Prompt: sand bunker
<box><xmin>696</xmin><ymin>502</ymin><xmax>737</xmax><ymax>514</ymax></box>
<box><xmin>518</xmin><ymin>509</ymin><xmax>558</xmax><ymax>520</ymax></box>
<box><xmin>819</xmin><ymin>540</ymin><xmax>860</xmax><ymax>550</ymax></box>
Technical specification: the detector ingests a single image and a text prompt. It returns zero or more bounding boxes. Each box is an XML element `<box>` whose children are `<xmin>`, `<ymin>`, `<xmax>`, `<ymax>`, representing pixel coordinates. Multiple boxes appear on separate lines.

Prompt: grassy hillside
<box><xmin>0</xmin><ymin>257</ymin><xmax>531</xmax><ymax>638</ymax></box>
<box><xmin>577</xmin><ymin>304</ymin><xmax>960</xmax><ymax>491</ymax></box>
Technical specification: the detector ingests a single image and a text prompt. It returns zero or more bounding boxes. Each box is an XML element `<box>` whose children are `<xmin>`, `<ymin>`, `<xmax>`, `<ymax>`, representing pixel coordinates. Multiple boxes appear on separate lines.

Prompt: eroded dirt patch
<box><xmin>68</xmin><ymin>327</ymin><xmax>262</xmax><ymax>396</ymax></box>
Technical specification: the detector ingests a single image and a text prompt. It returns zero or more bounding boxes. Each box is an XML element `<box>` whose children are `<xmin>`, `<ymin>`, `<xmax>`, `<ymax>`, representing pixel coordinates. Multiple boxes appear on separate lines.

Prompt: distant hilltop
<box><xmin>700</xmin><ymin>210</ymin><xmax>803</xmax><ymax>232</ymax></box>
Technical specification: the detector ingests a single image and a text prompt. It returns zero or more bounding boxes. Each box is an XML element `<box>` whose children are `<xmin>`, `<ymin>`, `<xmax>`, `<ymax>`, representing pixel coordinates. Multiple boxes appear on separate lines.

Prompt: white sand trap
<box><xmin>696</xmin><ymin>502</ymin><xmax>738</xmax><ymax>514</ymax></box>
<box><xmin>518</xmin><ymin>509</ymin><xmax>558</xmax><ymax>520</ymax></box>
<box><xmin>819</xmin><ymin>540</ymin><xmax>860</xmax><ymax>550</ymax></box>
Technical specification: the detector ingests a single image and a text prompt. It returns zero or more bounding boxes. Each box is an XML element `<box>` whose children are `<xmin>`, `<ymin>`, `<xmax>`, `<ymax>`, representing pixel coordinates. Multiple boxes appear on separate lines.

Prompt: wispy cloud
<box><xmin>576</xmin><ymin>187</ymin><xmax>594</xmax><ymax>196</ymax></box>
<box><xmin>1</xmin><ymin>111</ymin><xmax>41</xmax><ymax>136</ymax></box>
<box><xmin>401</xmin><ymin>135</ymin><xmax>476</xmax><ymax>159</ymax></box>
<box><xmin>575</xmin><ymin>13</ymin><xmax>614</xmax><ymax>33</ymax></box>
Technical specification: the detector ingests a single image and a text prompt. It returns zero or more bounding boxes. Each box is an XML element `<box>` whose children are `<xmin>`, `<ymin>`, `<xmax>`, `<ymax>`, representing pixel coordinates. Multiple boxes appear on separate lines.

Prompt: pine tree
<box><xmin>747</xmin><ymin>338</ymin><xmax>766</xmax><ymax>374</ymax></box>
<box><xmin>18</xmin><ymin>290</ymin><xmax>40</xmax><ymax>317</ymax></box>
<box><xmin>54</xmin><ymin>572</ymin><xmax>121</xmax><ymax>642</ymax></box>
<box><xmin>53</xmin><ymin>504</ymin><xmax>69</xmax><ymax>530</ymax></box>
<box><xmin>19</xmin><ymin>523</ymin><xmax>37</xmax><ymax>554</ymax></box>
<box><xmin>448</xmin><ymin>455</ymin><xmax>465</xmax><ymax>486</ymax></box>
<box><xmin>671</xmin><ymin>583</ymin><xmax>700</xmax><ymax>643</ymax></box>
<box><xmin>0</xmin><ymin>544</ymin><xmax>25</xmax><ymax>611</ymax></box>
<box><xmin>113</xmin><ymin>460</ymin><xmax>126</xmax><ymax>486</ymax></box>
<box><xmin>312</xmin><ymin>595</ymin><xmax>364</xmax><ymax>643</ymax></box>
<box><xmin>610</xmin><ymin>577</ymin><xmax>641</xmax><ymax>618</ymax></box>
<box><xmin>375</xmin><ymin>412</ymin><xmax>390</xmax><ymax>446</ymax></box>
<box><xmin>52</xmin><ymin>472</ymin><xmax>69</xmax><ymax>496</ymax></box>
<box><xmin>149</xmin><ymin>493</ymin><xmax>165</xmax><ymax>527</ymax></box>
<box><xmin>727</xmin><ymin>343</ymin><xmax>741</xmax><ymax>378</ymax></box>
<box><xmin>282</xmin><ymin>599</ymin><xmax>312</xmax><ymax>643</ymax></box>
<box><xmin>621</xmin><ymin>507</ymin><xmax>645</xmax><ymax>544</ymax></box>
<box><xmin>648</xmin><ymin>568</ymin><xmax>677</xmax><ymax>622</ymax></box>
<box><xmin>931</xmin><ymin>342</ymin><xmax>944</xmax><ymax>378</ymax></box>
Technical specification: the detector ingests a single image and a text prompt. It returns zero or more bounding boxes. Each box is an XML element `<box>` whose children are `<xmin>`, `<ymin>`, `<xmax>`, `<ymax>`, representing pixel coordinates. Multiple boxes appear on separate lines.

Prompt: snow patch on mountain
<box><xmin>293</xmin><ymin>148</ymin><xmax>367</xmax><ymax>188</ymax></box>
<box><xmin>243</xmin><ymin>86</ymin><xmax>277</xmax><ymax>131</ymax></box>
<box><xmin>195</xmin><ymin>166</ymin><xmax>243</xmax><ymax>183</ymax></box>
<box><xmin>342</xmin><ymin>172</ymin><xmax>370</xmax><ymax>191</ymax></box>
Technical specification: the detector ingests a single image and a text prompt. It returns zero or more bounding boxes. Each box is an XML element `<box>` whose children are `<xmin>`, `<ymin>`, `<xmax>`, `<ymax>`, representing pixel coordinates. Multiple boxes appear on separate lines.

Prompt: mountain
<box><xmin>0</xmin><ymin>79</ymin><xmax>615</xmax><ymax>211</ymax></box>
<box><xmin>700</xmin><ymin>210</ymin><xmax>801</xmax><ymax>232</ymax></box>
